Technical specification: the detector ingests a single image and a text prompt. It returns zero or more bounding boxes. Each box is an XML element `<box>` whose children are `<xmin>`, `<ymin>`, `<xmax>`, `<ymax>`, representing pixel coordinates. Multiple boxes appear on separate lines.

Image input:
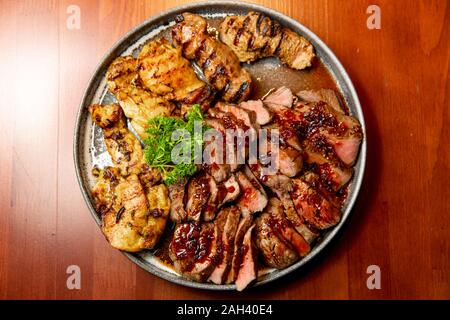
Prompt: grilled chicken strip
<box><xmin>93</xmin><ymin>170</ymin><xmax>170</xmax><ymax>252</ymax></box>
<box><xmin>219</xmin><ymin>11</ymin><xmax>315</xmax><ymax>70</ymax></box>
<box><xmin>137</xmin><ymin>38</ymin><xmax>213</xmax><ymax>115</ymax></box>
<box><xmin>172</xmin><ymin>13</ymin><xmax>253</xmax><ymax>103</ymax></box>
<box><xmin>106</xmin><ymin>56</ymin><xmax>175</xmax><ymax>140</ymax></box>
<box><xmin>89</xmin><ymin>103</ymin><xmax>144</xmax><ymax>176</ymax></box>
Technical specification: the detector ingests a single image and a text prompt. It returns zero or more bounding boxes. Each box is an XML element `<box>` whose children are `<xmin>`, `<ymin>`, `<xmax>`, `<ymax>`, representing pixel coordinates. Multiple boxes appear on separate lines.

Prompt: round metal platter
<box><xmin>74</xmin><ymin>1</ymin><xmax>367</xmax><ymax>290</ymax></box>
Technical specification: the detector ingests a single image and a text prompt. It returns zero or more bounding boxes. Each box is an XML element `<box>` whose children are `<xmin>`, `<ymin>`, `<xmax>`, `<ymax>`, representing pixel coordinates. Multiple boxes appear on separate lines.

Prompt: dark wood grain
<box><xmin>0</xmin><ymin>0</ymin><xmax>448</xmax><ymax>300</ymax></box>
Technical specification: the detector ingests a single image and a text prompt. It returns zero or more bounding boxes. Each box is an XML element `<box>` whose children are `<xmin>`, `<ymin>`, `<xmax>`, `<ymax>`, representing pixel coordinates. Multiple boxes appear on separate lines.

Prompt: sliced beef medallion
<box><xmin>290</xmin><ymin>177</ymin><xmax>342</xmax><ymax>230</ymax></box>
<box><xmin>297</xmin><ymin>88</ymin><xmax>345</xmax><ymax>114</ymax></box>
<box><xmin>265</xmin><ymin>198</ymin><xmax>310</xmax><ymax>257</ymax></box>
<box><xmin>217</xmin><ymin>174</ymin><xmax>241</xmax><ymax>207</ymax></box>
<box><xmin>255</xmin><ymin>212</ymin><xmax>298</xmax><ymax>269</ymax></box>
<box><xmin>226</xmin><ymin>215</ymin><xmax>253</xmax><ymax>284</ymax></box>
<box><xmin>172</xmin><ymin>13</ymin><xmax>253</xmax><ymax>103</ymax></box>
<box><xmin>263</xmin><ymin>86</ymin><xmax>294</xmax><ymax>109</ymax></box>
<box><xmin>236</xmin><ymin>168</ymin><xmax>268</xmax><ymax>216</ymax></box>
<box><xmin>185</xmin><ymin>172</ymin><xmax>212</xmax><ymax>222</ymax></box>
<box><xmin>239</xmin><ymin>100</ymin><xmax>273</xmax><ymax>125</ymax></box>
<box><xmin>208</xmin><ymin>206</ymin><xmax>241</xmax><ymax>284</ymax></box>
<box><xmin>215</xmin><ymin>102</ymin><xmax>259</xmax><ymax>130</ymax></box>
<box><xmin>235</xmin><ymin>224</ymin><xmax>258</xmax><ymax>291</ymax></box>
<box><xmin>169</xmin><ymin>222</ymin><xmax>218</xmax><ymax>282</ymax></box>
<box><xmin>168</xmin><ymin>178</ymin><xmax>188</xmax><ymax>223</ymax></box>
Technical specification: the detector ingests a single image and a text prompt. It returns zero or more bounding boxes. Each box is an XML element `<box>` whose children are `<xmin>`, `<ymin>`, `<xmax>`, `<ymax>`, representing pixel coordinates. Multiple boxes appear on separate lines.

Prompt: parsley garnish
<box><xmin>144</xmin><ymin>105</ymin><xmax>207</xmax><ymax>185</ymax></box>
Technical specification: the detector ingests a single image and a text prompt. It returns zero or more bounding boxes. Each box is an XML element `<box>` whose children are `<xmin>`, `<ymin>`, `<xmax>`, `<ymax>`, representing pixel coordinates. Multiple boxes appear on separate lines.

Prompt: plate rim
<box><xmin>73</xmin><ymin>0</ymin><xmax>367</xmax><ymax>291</ymax></box>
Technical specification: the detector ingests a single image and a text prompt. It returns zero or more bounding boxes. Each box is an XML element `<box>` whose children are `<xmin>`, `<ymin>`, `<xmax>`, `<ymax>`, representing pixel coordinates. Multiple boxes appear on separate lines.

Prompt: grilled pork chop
<box><xmin>172</xmin><ymin>13</ymin><xmax>253</xmax><ymax>103</ymax></box>
<box><xmin>219</xmin><ymin>12</ymin><xmax>315</xmax><ymax>70</ymax></box>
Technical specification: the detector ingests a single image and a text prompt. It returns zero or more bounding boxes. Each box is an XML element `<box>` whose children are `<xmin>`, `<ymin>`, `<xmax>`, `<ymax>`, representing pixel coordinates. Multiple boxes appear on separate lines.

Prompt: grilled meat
<box><xmin>239</xmin><ymin>100</ymin><xmax>272</xmax><ymax>125</ymax></box>
<box><xmin>106</xmin><ymin>56</ymin><xmax>175</xmax><ymax>139</ymax></box>
<box><xmin>291</xmin><ymin>177</ymin><xmax>341</xmax><ymax>230</ymax></box>
<box><xmin>137</xmin><ymin>38</ymin><xmax>213</xmax><ymax>114</ymax></box>
<box><xmin>255</xmin><ymin>212</ymin><xmax>298</xmax><ymax>269</ymax></box>
<box><xmin>226</xmin><ymin>215</ymin><xmax>253</xmax><ymax>284</ymax></box>
<box><xmin>208</xmin><ymin>206</ymin><xmax>241</xmax><ymax>284</ymax></box>
<box><xmin>168</xmin><ymin>178</ymin><xmax>188</xmax><ymax>223</ymax></box>
<box><xmin>235</xmin><ymin>224</ymin><xmax>257</xmax><ymax>291</ymax></box>
<box><xmin>217</xmin><ymin>175</ymin><xmax>241</xmax><ymax>207</ymax></box>
<box><xmin>219</xmin><ymin>12</ymin><xmax>315</xmax><ymax>70</ymax></box>
<box><xmin>89</xmin><ymin>103</ymin><xmax>144</xmax><ymax>176</ymax></box>
<box><xmin>172</xmin><ymin>13</ymin><xmax>253</xmax><ymax>103</ymax></box>
<box><xmin>170</xmin><ymin>222</ymin><xmax>217</xmax><ymax>281</ymax></box>
<box><xmin>97</xmin><ymin>172</ymin><xmax>170</xmax><ymax>252</ymax></box>
<box><xmin>236</xmin><ymin>168</ymin><xmax>268</xmax><ymax>216</ymax></box>
<box><xmin>186</xmin><ymin>172</ymin><xmax>212</xmax><ymax>222</ymax></box>
<box><xmin>215</xmin><ymin>102</ymin><xmax>258</xmax><ymax>129</ymax></box>
<box><xmin>263</xmin><ymin>86</ymin><xmax>294</xmax><ymax>110</ymax></box>
<box><xmin>297</xmin><ymin>88</ymin><xmax>344</xmax><ymax>113</ymax></box>
<box><xmin>264</xmin><ymin>198</ymin><xmax>310</xmax><ymax>257</ymax></box>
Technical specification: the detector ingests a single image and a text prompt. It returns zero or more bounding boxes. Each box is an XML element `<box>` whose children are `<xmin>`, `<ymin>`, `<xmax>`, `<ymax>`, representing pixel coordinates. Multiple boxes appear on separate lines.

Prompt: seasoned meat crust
<box><xmin>172</xmin><ymin>13</ymin><xmax>253</xmax><ymax>103</ymax></box>
<box><xmin>219</xmin><ymin>11</ymin><xmax>315</xmax><ymax>70</ymax></box>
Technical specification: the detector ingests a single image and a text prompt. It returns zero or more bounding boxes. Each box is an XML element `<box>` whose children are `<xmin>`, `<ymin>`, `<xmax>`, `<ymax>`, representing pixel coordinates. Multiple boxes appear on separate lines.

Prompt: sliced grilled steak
<box><xmin>239</xmin><ymin>100</ymin><xmax>272</xmax><ymax>125</ymax></box>
<box><xmin>203</xmin><ymin>176</ymin><xmax>219</xmax><ymax>221</ymax></box>
<box><xmin>297</xmin><ymin>88</ymin><xmax>344</xmax><ymax>113</ymax></box>
<box><xmin>263</xmin><ymin>86</ymin><xmax>294</xmax><ymax>109</ymax></box>
<box><xmin>172</xmin><ymin>13</ymin><xmax>253</xmax><ymax>103</ymax></box>
<box><xmin>265</xmin><ymin>198</ymin><xmax>310</xmax><ymax>257</ymax></box>
<box><xmin>168</xmin><ymin>178</ymin><xmax>188</xmax><ymax>223</ymax></box>
<box><xmin>236</xmin><ymin>168</ymin><xmax>268</xmax><ymax>216</ymax></box>
<box><xmin>291</xmin><ymin>177</ymin><xmax>342</xmax><ymax>230</ymax></box>
<box><xmin>226</xmin><ymin>215</ymin><xmax>253</xmax><ymax>284</ymax></box>
<box><xmin>255</xmin><ymin>212</ymin><xmax>298</xmax><ymax>269</ymax></box>
<box><xmin>235</xmin><ymin>224</ymin><xmax>257</xmax><ymax>291</ymax></box>
<box><xmin>217</xmin><ymin>174</ymin><xmax>241</xmax><ymax>207</ymax></box>
<box><xmin>208</xmin><ymin>206</ymin><xmax>241</xmax><ymax>284</ymax></box>
<box><xmin>215</xmin><ymin>102</ymin><xmax>259</xmax><ymax>129</ymax></box>
<box><xmin>186</xmin><ymin>172</ymin><xmax>211</xmax><ymax>222</ymax></box>
<box><xmin>170</xmin><ymin>222</ymin><xmax>217</xmax><ymax>282</ymax></box>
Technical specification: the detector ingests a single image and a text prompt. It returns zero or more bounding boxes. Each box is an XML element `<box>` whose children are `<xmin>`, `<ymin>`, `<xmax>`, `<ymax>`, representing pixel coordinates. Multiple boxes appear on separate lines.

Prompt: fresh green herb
<box><xmin>143</xmin><ymin>104</ymin><xmax>207</xmax><ymax>185</ymax></box>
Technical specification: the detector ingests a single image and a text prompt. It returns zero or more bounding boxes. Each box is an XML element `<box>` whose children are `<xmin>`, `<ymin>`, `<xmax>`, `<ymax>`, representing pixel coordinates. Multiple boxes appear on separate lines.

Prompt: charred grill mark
<box><xmin>247</xmin><ymin>35</ymin><xmax>255</xmax><ymax>50</ymax></box>
<box><xmin>202</xmin><ymin>51</ymin><xmax>216</xmax><ymax>70</ymax></box>
<box><xmin>210</xmin><ymin>65</ymin><xmax>225</xmax><ymax>85</ymax></box>
<box><xmin>274</xmin><ymin>30</ymin><xmax>286</xmax><ymax>56</ymax></box>
<box><xmin>194</xmin><ymin>38</ymin><xmax>207</xmax><ymax>60</ymax></box>
<box><xmin>231</xmin><ymin>81</ymin><xmax>250</xmax><ymax>103</ymax></box>
<box><xmin>174</xmin><ymin>14</ymin><xmax>184</xmax><ymax>23</ymax></box>
<box><xmin>116</xmin><ymin>207</ymin><xmax>125</xmax><ymax>223</ymax></box>
<box><xmin>256</xmin><ymin>12</ymin><xmax>264</xmax><ymax>34</ymax></box>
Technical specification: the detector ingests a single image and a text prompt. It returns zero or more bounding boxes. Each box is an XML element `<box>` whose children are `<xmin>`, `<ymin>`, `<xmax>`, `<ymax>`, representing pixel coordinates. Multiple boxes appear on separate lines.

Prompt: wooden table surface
<box><xmin>0</xmin><ymin>0</ymin><xmax>448</xmax><ymax>300</ymax></box>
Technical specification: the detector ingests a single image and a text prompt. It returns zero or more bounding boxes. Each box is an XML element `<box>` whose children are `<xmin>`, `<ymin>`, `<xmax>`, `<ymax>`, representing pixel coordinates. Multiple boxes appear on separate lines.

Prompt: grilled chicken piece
<box><xmin>89</xmin><ymin>103</ymin><xmax>144</xmax><ymax>176</ymax></box>
<box><xmin>91</xmin><ymin>167</ymin><xmax>121</xmax><ymax>216</ymax></box>
<box><xmin>172</xmin><ymin>13</ymin><xmax>253</xmax><ymax>103</ymax></box>
<box><xmin>137</xmin><ymin>38</ymin><xmax>213</xmax><ymax>114</ymax></box>
<box><xmin>235</xmin><ymin>224</ymin><xmax>257</xmax><ymax>291</ymax></box>
<box><xmin>297</xmin><ymin>89</ymin><xmax>345</xmax><ymax>114</ymax></box>
<box><xmin>291</xmin><ymin>177</ymin><xmax>341</xmax><ymax>230</ymax></box>
<box><xmin>239</xmin><ymin>100</ymin><xmax>273</xmax><ymax>125</ymax></box>
<box><xmin>236</xmin><ymin>168</ymin><xmax>268</xmax><ymax>216</ymax></box>
<box><xmin>227</xmin><ymin>216</ymin><xmax>253</xmax><ymax>284</ymax></box>
<box><xmin>208</xmin><ymin>206</ymin><xmax>241</xmax><ymax>284</ymax></box>
<box><xmin>265</xmin><ymin>198</ymin><xmax>310</xmax><ymax>257</ymax></box>
<box><xmin>255</xmin><ymin>212</ymin><xmax>298</xmax><ymax>269</ymax></box>
<box><xmin>170</xmin><ymin>222</ymin><xmax>217</xmax><ymax>281</ymax></box>
<box><xmin>99</xmin><ymin>173</ymin><xmax>170</xmax><ymax>252</ymax></box>
<box><xmin>168</xmin><ymin>178</ymin><xmax>188</xmax><ymax>223</ymax></box>
<box><xmin>185</xmin><ymin>172</ymin><xmax>212</xmax><ymax>222</ymax></box>
<box><xmin>219</xmin><ymin>12</ymin><xmax>315</xmax><ymax>70</ymax></box>
<box><xmin>106</xmin><ymin>56</ymin><xmax>175</xmax><ymax>140</ymax></box>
